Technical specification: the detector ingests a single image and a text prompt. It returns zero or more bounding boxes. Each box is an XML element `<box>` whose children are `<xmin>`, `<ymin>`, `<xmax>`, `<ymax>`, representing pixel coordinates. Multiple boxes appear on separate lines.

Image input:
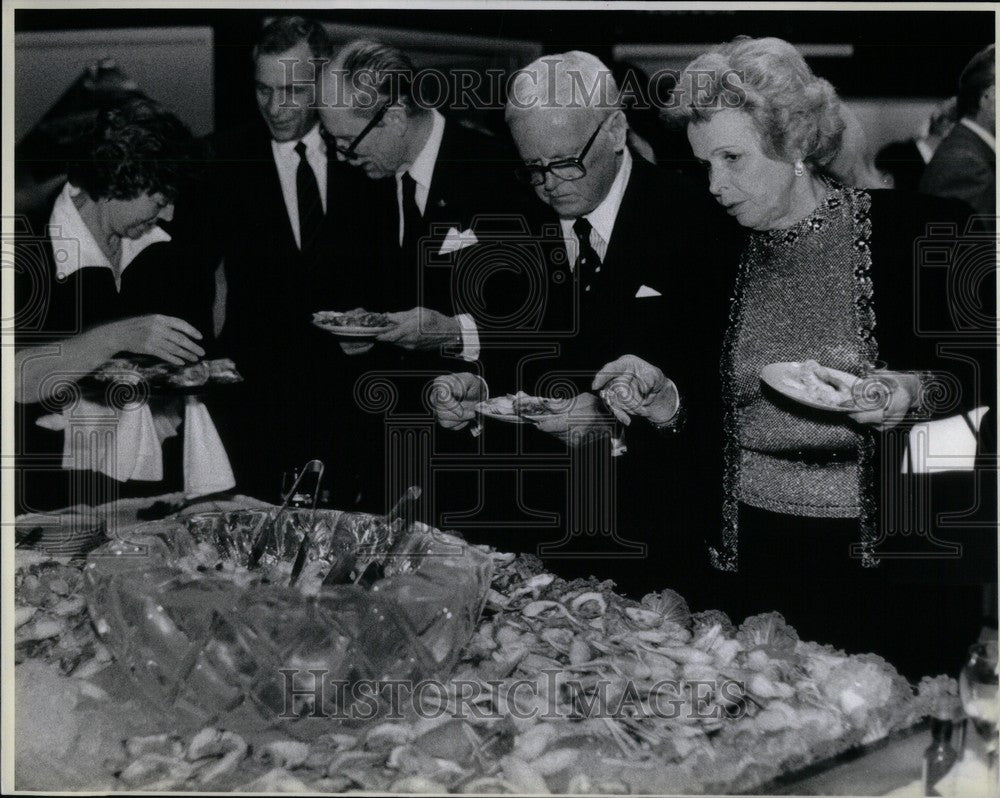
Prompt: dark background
<box><xmin>15</xmin><ymin>8</ymin><xmax>995</xmax><ymax>133</ymax></box>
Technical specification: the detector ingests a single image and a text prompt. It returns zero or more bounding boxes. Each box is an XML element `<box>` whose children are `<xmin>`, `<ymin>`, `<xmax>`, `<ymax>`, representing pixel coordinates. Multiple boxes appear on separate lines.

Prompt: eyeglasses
<box><xmin>514</xmin><ymin>121</ymin><xmax>605</xmax><ymax>186</ymax></box>
<box><xmin>334</xmin><ymin>102</ymin><xmax>390</xmax><ymax>160</ymax></box>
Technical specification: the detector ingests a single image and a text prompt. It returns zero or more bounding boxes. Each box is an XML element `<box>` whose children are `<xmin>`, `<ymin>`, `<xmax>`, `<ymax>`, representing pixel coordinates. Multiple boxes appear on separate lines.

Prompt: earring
<box><xmin>794</xmin><ymin>160</ymin><xmax>805</xmax><ymax>177</ymax></box>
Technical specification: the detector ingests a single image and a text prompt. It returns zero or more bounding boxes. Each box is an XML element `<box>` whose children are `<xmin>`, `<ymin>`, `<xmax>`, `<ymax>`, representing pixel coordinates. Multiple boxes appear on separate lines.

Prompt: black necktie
<box><xmin>294</xmin><ymin>141</ymin><xmax>323</xmax><ymax>258</ymax></box>
<box><xmin>572</xmin><ymin>217</ymin><xmax>602</xmax><ymax>294</ymax></box>
<box><xmin>400</xmin><ymin>171</ymin><xmax>423</xmax><ymax>253</ymax></box>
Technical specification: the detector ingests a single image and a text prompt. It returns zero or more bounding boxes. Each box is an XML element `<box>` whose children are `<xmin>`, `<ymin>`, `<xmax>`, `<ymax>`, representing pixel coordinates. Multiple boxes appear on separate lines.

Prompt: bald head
<box><xmin>505</xmin><ymin>51</ymin><xmax>628</xmax><ymax>219</ymax></box>
<box><xmin>506</xmin><ymin>51</ymin><xmax>621</xmax><ymax>123</ymax></box>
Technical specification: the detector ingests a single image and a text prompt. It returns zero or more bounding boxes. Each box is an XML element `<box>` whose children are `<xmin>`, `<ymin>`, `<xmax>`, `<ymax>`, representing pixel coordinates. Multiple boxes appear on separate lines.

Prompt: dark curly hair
<box><xmin>253</xmin><ymin>15</ymin><xmax>332</xmax><ymax>61</ymax></box>
<box><xmin>66</xmin><ymin>96</ymin><xmax>194</xmax><ymax>202</ymax></box>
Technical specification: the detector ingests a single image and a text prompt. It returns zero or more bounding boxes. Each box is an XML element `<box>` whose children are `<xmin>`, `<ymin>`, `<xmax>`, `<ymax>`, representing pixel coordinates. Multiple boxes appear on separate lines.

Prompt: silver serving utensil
<box><xmin>351</xmin><ymin>485</ymin><xmax>422</xmax><ymax>585</ymax></box>
<box><xmin>247</xmin><ymin>459</ymin><xmax>322</xmax><ymax>571</ymax></box>
<box><xmin>288</xmin><ymin>460</ymin><xmax>325</xmax><ymax>587</ymax></box>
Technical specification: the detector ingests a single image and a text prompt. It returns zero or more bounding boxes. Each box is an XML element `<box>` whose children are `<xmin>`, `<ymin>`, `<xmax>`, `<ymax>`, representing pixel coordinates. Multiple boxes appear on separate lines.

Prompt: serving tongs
<box><xmin>332</xmin><ymin>485</ymin><xmax>422</xmax><ymax>587</ymax></box>
<box><xmin>246</xmin><ymin>459</ymin><xmax>325</xmax><ymax>580</ymax></box>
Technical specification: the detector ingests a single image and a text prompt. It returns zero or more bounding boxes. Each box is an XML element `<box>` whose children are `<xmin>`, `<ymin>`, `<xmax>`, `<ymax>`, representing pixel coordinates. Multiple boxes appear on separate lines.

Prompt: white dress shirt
<box><xmin>559</xmin><ymin>149</ymin><xmax>633</xmax><ymax>270</ymax></box>
<box><xmin>270</xmin><ymin>123</ymin><xmax>328</xmax><ymax>249</ymax></box>
<box><xmin>49</xmin><ymin>182</ymin><xmax>171</xmax><ymax>291</ymax></box>
<box><xmin>395</xmin><ymin>109</ymin><xmax>479</xmax><ymax>361</ymax></box>
<box><xmin>960</xmin><ymin>117</ymin><xmax>997</xmax><ymax>152</ymax></box>
<box><xmin>559</xmin><ymin>150</ymin><xmax>677</xmax><ymax>433</ymax></box>
<box><xmin>395</xmin><ymin>108</ymin><xmax>446</xmax><ymax>244</ymax></box>
<box><xmin>916</xmin><ymin>138</ymin><xmax>935</xmax><ymax>165</ymax></box>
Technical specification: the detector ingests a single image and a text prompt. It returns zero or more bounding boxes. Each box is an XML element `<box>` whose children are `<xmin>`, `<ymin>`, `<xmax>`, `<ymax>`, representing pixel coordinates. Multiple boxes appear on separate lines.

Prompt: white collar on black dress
<box><xmin>49</xmin><ymin>182</ymin><xmax>171</xmax><ymax>289</ymax></box>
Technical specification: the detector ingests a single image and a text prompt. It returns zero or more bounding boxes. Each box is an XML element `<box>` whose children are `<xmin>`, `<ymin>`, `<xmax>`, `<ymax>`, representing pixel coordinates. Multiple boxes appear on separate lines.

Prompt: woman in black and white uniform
<box><xmin>15</xmin><ymin>97</ymin><xmax>215</xmax><ymax>512</ymax></box>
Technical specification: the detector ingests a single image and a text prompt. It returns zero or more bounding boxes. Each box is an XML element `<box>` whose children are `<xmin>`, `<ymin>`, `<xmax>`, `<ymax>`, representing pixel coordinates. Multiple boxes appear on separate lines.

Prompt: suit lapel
<box><xmin>596</xmin><ymin>160</ymin><xmax>654</xmax><ymax>318</ymax></box>
<box><xmin>957</xmin><ymin>122</ymin><xmax>996</xmax><ymax>166</ymax></box>
<box><xmin>246</xmin><ymin>133</ymin><xmax>299</xmax><ymax>264</ymax></box>
<box><xmin>423</xmin><ymin>119</ymin><xmax>462</xmax><ymax>237</ymax></box>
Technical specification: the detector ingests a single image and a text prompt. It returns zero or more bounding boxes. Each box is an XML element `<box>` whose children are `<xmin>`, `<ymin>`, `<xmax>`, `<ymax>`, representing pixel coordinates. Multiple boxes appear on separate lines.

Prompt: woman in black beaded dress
<box><xmin>641</xmin><ymin>36</ymin><xmax>994</xmax><ymax>678</ymax></box>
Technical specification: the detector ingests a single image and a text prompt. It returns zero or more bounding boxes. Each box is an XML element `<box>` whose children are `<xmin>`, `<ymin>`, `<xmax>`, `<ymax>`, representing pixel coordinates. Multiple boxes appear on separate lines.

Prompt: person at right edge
<box><xmin>920</xmin><ymin>44</ymin><xmax>996</xmax><ymax>218</ymax></box>
<box><xmin>642</xmin><ymin>36</ymin><xmax>994</xmax><ymax>680</ymax></box>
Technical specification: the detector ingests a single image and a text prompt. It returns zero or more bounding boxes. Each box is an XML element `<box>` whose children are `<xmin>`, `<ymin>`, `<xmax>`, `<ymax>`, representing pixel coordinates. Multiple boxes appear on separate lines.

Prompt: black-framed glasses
<box><xmin>514</xmin><ymin>121</ymin><xmax>605</xmax><ymax>186</ymax></box>
<box><xmin>334</xmin><ymin>102</ymin><xmax>390</xmax><ymax>160</ymax></box>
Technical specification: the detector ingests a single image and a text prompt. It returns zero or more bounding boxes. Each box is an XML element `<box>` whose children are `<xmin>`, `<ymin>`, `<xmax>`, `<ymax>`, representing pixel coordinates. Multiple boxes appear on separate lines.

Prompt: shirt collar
<box><xmin>271</xmin><ymin>122</ymin><xmax>326</xmax><ymax>159</ymax></box>
<box><xmin>50</xmin><ymin>182</ymin><xmax>171</xmax><ymax>284</ymax></box>
<box><xmin>915</xmin><ymin>138</ymin><xmax>935</xmax><ymax>164</ymax></box>
<box><xmin>399</xmin><ymin>109</ymin><xmax>445</xmax><ymax>190</ymax></box>
<box><xmin>560</xmin><ymin>148</ymin><xmax>633</xmax><ymax>245</ymax></box>
<box><xmin>960</xmin><ymin>117</ymin><xmax>996</xmax><ymax>152</ymax></box>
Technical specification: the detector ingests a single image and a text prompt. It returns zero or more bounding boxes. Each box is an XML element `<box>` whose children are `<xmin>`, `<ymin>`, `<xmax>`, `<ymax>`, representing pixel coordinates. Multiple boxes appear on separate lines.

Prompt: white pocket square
<box><xmin>438</xmin><ymin>227</ymin><xmax>479</xmax><ymax>254</ymax></box>
<box><xmin>635</xmin><ymin>285</ymin><xmax>662</xmax><ymax>298</ymax></box>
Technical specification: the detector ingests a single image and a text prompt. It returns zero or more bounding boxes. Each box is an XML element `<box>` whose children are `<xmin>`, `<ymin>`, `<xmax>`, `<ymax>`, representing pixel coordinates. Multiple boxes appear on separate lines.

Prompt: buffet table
<box><xmin>12</xmin><ymin>494</ymin><xmax>985</xmax><ymax>795</ymax></box>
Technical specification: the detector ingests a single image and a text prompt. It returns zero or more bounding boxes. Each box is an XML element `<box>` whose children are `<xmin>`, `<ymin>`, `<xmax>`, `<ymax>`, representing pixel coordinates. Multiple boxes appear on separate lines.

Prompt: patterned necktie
<box><xmin>572</xmin><ymin>216</ymin><xmax>603</xmax><ymax>294</ymax></box>
<box><xmin>294</xmin><ymin>141</ymin><xmax>323</xmax><ymax>258</ymax></box>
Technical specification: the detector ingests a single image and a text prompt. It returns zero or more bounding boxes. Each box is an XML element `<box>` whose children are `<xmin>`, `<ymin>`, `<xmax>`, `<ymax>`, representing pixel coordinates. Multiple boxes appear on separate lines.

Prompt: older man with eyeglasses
<box><xmin>318</xmin><ymin>40</ymin><xmax>537</xmax><ymax>358</ymax></box>
<box><xmin>429</xmin><ymin>51</ymin><xmax>743</xmax><ymax>598</ymax></box>
<box><xmin>315</xmin><ymin>39</ymin><xmax>541</xmax><ymax>516</ymax></box>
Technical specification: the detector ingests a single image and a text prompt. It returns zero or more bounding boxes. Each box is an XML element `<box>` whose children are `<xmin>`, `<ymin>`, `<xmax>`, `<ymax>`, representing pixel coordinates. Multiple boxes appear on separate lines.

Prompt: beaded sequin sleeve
<box><xmin>710</xmin><ymin>183</ymin><xmax>881</xmax><ymax>573</ymax></box>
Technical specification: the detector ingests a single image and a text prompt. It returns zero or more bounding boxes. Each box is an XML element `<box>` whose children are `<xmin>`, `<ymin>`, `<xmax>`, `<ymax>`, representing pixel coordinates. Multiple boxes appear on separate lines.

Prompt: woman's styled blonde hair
<box><xmin>664</xmin><ymin>36</ymin><xmax>845</xmax><ymax>169</ymax></box>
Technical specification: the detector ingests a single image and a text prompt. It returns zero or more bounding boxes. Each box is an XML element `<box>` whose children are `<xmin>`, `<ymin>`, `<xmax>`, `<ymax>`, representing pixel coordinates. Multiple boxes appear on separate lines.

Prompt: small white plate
<box><xmin>475</xmin><ymin>399</ymin><xmax>527</xmax><ymax>424</ymax></box>
<box><xmin>475</xmin><ymin>396</ymin><xmax>575</xmax><ymax>425</ymax></box>
<box><xmin>760</xmin><ymin>361</ymin><xmax>861</xmax><ymax>412</ymax></box>
<box><xmin>314</xmin><ymin>324</ymin><xmax>395</xmax><ymax>338</ymax></box>
<box><xmin>312</xmin><ymin>312</ymin><xmax>395</xmax><ymax>338</ymax></box>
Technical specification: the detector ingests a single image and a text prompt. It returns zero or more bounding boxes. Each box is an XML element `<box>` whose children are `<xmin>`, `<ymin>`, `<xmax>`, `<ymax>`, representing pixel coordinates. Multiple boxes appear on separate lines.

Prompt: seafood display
<box><xmin>785</xmin><ymin>360</ymin><xmax>857</xmax><ymax>408</ymax></box>
<box><xmin>13</xmin><ymin>505</ymin><xmax>958</xmax><ymax>794</ymax></box>
<box><xmin>81</xmin><ymin>508</ymin><xmax>493</xmax><ymax>722</ymax></box>
<box><xmin>477</xmin><ymin>392</ymin><xmax>573</xmax><ymax>420</ymax></box>
<box><xmin>761</xmin><ymin>359</ymin><xmax>860</xmax><ymax>411</ymax></box>
<box><xmin>90</xmin><ymin>357</ymin><xmax>243</xmax><ymax>389</ymax></box>
<box><xmin>312</xmin><ymin>310</ymin><xmax>396</xmax><ymax>336</ymax></box>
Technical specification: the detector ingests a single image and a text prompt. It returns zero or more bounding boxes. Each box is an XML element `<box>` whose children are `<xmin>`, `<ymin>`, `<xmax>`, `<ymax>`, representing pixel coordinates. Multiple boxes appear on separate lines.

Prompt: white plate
<box><xmin>312</xmin><ymin>312</ymin><xmax>395</xmax><ymax>338</ymax></box>
<box><xmin>760</xmin><ymin>361</ymin><xmax>861</xmax><ymax>413</ymax></box>
<box><xmin>313</xmin><ymin>323</ymin><xmax>395</xmax><ymax>338</ymax></box>
<box><xmin>475</xmin><ymin>399</ymin><xmax>527</xmax><ymax>424</ymax></box>
<box><xmin>475</xmin><ymin>397</ymin><xmax>574</xmax><ymax>425</ymax></box>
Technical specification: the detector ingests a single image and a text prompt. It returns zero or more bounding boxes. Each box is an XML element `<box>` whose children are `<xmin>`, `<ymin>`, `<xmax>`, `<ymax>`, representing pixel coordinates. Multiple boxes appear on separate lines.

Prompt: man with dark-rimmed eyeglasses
<box><xmin>316</xmin><ymin>39</ymin><xmax>536</xmax><ymax>517</ymax></box>
<box><xmin>318</xmin><ymin>39</ymin><xmax>532</xmax><ymax>359</ymax></box>
<box><xmin>428</xmin><ymin>50</ymin><xmax>742</xmax><ymax>598</ymax></box>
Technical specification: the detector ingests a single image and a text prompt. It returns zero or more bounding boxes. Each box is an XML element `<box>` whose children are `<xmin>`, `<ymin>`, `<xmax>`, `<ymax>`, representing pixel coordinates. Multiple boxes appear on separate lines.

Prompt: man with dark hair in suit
<box><xmin>429</xmin><ymin>52</ymin><xmax>740</xmax><ymax>599</ymax></box>
<box><xmin>175</xmin><ymin>16</ymin><xmax>374</xmax><ymax>504</ymax></box>
<box><xmin>921</xmin><ymin>45</ymin><xmax>996</xmax><ymax>216</ymax></box>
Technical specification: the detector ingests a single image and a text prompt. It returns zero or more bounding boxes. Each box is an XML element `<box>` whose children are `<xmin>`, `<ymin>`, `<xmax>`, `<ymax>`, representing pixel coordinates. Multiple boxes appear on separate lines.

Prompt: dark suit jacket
<box><xmin>920</xmin><ymin>122</ymin><xmax>996</xmax><ymax>216</ymax></box>
<box><xmin>335</xmin><ymin>118</ymin><xmax>549</xmax><ymax>514</ymax></box>
<box><xmin>172</xmin><ymin>121</ymin><xmax>378</xmax><ymax>504</ymax></box>
<box><xmin>447</xmin><ymin>157</ymin><xmax>744</xmax><ymax>597</ymax></box>
<box><xmin>355</xmin><ymin>115</ymin><xmax>542</xmax><ymax>316</ymax></box>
